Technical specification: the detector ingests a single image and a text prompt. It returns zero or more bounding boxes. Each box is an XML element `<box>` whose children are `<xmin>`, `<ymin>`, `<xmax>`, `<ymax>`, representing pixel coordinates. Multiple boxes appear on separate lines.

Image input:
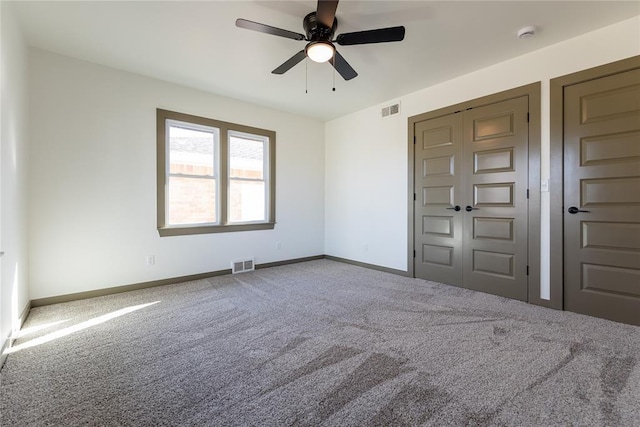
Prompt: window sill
<box><xmin>158</xmin><ymin>222</ymin><xmax>275</xmax><ymax>237</ymax></box>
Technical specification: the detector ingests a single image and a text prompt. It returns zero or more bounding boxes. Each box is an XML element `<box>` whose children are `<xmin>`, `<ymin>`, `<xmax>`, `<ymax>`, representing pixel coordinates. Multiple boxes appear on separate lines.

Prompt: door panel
<box><xmin>473</xmin><ymin>217</ymin><xmax>514</xmax><ymax>241</ymax></box>
<box><xmin>414</xmin><ymin>96</ymin><xmax>529</xmax><ymax>301</ymax></box>
<box><xmin>582</xmin><ymin>221</ymin><xmax>640</xmax><ymax>250</ymax></box>
<box><xmin>462</xmin><ymin>97</ymin><xmax>529</xmax><ymax>301</ymax></box>
<box><xmin>564</xmin><ymin>68</ymin><xmax>640</xmax><ymax>325</ymax></box>
<box><xmin>580</xmin><ymin>131</ymin><xmax>640</xmax><ymax>165</ymax></box>
<box><xmin>474</xmin><ymin>148</ymin><xmax>514</xmax><ymax>173</ymax></box>
<box><xmin>473</xmin><ymin>183</ymin><xmax>514</xmax><ymax>206</ymax></box>
<box><xmin>414</xmin><ymin>113</ymin><xmax>463</xmax><ymax>286</ymax></box>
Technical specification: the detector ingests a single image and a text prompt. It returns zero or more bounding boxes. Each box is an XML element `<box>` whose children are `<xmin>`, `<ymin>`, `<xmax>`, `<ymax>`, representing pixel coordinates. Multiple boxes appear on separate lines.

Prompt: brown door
<box><xmin>414</xmin><ymin>113</ymin><xmax>464</xmax><ymax>286</ymax></box>
<box><xmin>563</xmin><ymin>68</ymin><xmax>640</xmax><ymax>325</ymax></box>
<box><xmin>414</xmin><ymin>96</ymin><xmax>529</xmax><ymax>301</ymax></box>
<box><xmin>462</xmin><ymin>97</ymin><xmax>529</xmax><ymax>301</ymax></box>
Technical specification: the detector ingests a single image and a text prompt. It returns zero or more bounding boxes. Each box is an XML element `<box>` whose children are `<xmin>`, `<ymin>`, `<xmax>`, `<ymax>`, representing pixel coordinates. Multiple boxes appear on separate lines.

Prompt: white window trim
<box><xmin>227</xmin><ymin>130</ymin><xmax>270</xmax><ymax>225</ymax></box>
<box><xmin>165</xmin><ymin>119</ymin><xmax>221</xmax><ymax>226</ymax></box>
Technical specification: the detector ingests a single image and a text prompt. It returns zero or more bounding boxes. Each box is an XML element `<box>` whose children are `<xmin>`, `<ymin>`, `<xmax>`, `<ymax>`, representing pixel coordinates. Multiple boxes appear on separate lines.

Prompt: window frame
<box><xmin>157</xmin><ymin>109</ymin><xmax>276</xmax><ymax>236</ymax></box>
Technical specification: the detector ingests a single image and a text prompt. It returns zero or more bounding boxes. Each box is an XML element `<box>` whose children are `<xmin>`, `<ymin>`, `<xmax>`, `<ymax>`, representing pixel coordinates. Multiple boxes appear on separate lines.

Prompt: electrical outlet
<box><xmin>146</xmin><ymin>255</ymin><xmax>155</xmax><ymax>266</ymax></box>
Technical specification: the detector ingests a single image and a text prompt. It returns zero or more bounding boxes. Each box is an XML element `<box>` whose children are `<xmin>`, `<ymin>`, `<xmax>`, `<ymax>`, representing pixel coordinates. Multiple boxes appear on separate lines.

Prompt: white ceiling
<box><xmin>11</xmin><ymin>1</ymin><xmax>640</xmax><ymax>121</ymax></box>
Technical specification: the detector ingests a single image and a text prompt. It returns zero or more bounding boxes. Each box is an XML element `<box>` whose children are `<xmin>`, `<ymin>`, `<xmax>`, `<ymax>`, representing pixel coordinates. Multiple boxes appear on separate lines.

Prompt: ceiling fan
<box><xmin>236</xmin><ymin>0</ymin><xmax>405</xmax><ymax>81</ymax></box>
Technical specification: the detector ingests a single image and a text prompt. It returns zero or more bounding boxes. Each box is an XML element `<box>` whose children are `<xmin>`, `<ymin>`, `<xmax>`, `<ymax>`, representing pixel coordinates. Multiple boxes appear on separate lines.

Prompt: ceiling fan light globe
<box><xmin>306</xmin><ymin>42</ymin><xmax>334</xmax><ymax>63</ymax></box>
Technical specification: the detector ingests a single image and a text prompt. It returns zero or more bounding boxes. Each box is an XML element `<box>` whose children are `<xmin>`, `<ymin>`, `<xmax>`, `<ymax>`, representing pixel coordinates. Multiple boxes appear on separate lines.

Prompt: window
<box><xmin>157</xmin><ymin>109</ymin><xmax>275</xmax><ymax>236</ymax></box>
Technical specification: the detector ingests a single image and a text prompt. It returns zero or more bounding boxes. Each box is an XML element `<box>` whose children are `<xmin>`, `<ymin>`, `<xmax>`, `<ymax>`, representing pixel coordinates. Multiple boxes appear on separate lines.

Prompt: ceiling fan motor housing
<box><xmin>303</xmin><ymin>12</ymin><xmax>337</xmax><ymax>41</ymax></box>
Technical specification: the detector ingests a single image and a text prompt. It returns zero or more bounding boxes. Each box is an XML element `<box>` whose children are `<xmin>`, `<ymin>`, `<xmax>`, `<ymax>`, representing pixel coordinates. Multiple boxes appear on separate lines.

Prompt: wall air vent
<box><xmin>381</xmin><ymin>102</ymin><xmax>401</xmax><ymax>118</ymax></box>
<box><xmin>232</xmin><ymin>258</ymin><xmax>255</xmax><ymax>274</ymax></box>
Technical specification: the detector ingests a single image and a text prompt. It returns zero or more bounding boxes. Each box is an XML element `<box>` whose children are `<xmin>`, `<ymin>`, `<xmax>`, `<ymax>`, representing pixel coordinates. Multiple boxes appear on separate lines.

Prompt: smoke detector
<box><xmin>517</xmin><ymin>26</ymin><xmax>537</xmax><ymax>39</ymax></box>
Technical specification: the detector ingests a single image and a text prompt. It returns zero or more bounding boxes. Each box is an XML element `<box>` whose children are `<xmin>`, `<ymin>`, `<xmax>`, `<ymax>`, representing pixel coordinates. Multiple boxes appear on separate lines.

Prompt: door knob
<box><xmin>446</xmin><ymin>205</ymin><xmax>461</xmax><ymax>211</ymax></box>
<box><xmin>465</xmin><ymin>205</ymin><xmax>479</xmax><ymax>212</ymax></box>
<box><xmin>568</xmin><ymin>206</ymin><xmax>590</xmax><ymax>214</ymax></box>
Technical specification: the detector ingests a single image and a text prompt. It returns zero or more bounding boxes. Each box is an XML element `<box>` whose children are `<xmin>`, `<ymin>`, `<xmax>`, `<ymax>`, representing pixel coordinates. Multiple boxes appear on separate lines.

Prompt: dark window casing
<box><xmin>157</xmin><ymin>109</ymin><xmax>276</xmax><ymax>236</ymax></box>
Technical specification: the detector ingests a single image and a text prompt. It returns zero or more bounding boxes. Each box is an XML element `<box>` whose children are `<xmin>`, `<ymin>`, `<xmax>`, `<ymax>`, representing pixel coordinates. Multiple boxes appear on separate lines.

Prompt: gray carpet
<box><xmin>1</xmin><ymin>259</ymin><xmax>639</xmax><ymax>426</ymax></box>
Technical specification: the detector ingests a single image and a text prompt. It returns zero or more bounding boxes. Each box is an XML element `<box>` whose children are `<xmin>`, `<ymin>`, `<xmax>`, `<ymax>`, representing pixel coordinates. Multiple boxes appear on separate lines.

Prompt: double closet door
<box><xmin>414</xmin><ymin>96</ymin><xmax>529</xmax><ymax>301</ymax></box>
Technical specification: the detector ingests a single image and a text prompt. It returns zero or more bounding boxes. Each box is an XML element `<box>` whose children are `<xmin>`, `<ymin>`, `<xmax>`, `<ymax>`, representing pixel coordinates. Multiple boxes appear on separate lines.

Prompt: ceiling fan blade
<box><xmin>336</xmin><ymin>26</ymin><xmax>405</xmax><ymax>46</ymax></box>
<box><xmin>272</xmin><ymin>50</ymin><xmax>307</xmax><ymax>74</ymax></box>
<box><xmin>316</xmin><ymin>0</ymin><xmax>339</xmax><ymax>28</ymax></box>
<box><xmin>236</xmin><ymin>19</ymin><xmax>305</xmax><ymax>41</ymax></box>
<box><xmin>329</xmin><ymin>51</ymin><xmax>357</xmax><ymax>81</ymax></box>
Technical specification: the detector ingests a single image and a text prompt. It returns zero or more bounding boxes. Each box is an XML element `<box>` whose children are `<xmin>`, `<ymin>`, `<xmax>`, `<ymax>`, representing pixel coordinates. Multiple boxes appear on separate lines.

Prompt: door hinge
<box><xmin>527</xmin><ymin>189</ymin><xmax>529</xmax><ymax>199</ymax></box>
<box><xmin>413</xmin><ymin>135</ymin><xmax>416</xmax><ymax>144</ymax></box>
<box><xmin>527</xmin><ymin>112</ymin><xmax>530</xmax><ymax>123</ymax></box>
<box><xmin>526</xmin><ymin>265</ymin><xmax>529</xmax><ymax>276</ymax></box>
<box><xmin>413</xmin><ymin>250</ymin><xmax>416</xmax><ymax>258</ymax></box>
<box><xmin>413</xmin><ymin>193</ymin><xmax>416</xmax><ymax>201</ymax></box>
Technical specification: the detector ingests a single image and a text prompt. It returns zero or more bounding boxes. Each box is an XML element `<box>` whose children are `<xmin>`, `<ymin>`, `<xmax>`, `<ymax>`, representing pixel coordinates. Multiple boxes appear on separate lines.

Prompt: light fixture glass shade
<box><xmin>306</xmin><ymin>42</ymin><xmax>335</xmax><ymax>63</ymax></box>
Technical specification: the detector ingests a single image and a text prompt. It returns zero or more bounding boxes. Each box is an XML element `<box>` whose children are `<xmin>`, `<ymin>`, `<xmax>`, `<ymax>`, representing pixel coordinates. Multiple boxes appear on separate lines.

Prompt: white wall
<box><xmin>325</xmin><ymin>16</ymin><xmax>640</xmax><ymax>298</ymax></box>
<box><xmin>28</xmin><ymin>49</ymin><xmax>325</xmax><ymax>300</ymax></box>
<box><xmin>18</xmin><ymin>14</ymin><xmax>640</xmax><ymax>302</ymax></box>
<box><xmin>1</xmin><ymin>2</ymin><xmax>30</xmax><ymax>349</ymax></box>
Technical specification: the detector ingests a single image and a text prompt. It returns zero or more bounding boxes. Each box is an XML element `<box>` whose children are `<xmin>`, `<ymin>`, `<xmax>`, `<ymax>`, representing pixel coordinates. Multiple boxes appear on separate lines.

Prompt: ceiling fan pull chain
<box><xmin>332</xmin><ymin>55</ymin><xmax>336</xmax><ymax>92</ymax></box>
<box><xmin>305</xmin><ymin>57</ymin><xmax>308</xmax><ymax>94</ymax></box>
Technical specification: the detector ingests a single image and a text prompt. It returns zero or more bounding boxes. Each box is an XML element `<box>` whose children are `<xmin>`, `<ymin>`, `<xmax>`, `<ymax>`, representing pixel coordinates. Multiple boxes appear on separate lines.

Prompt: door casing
<box><xmin>549</xmin><ymin>56</ymin><xmax>640</xmax><ymax>311</ymax></box>
<box><xmin>408</xmin><ymin>82</ymin><xmax>542</xmax><ymax>305</ymax></box>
